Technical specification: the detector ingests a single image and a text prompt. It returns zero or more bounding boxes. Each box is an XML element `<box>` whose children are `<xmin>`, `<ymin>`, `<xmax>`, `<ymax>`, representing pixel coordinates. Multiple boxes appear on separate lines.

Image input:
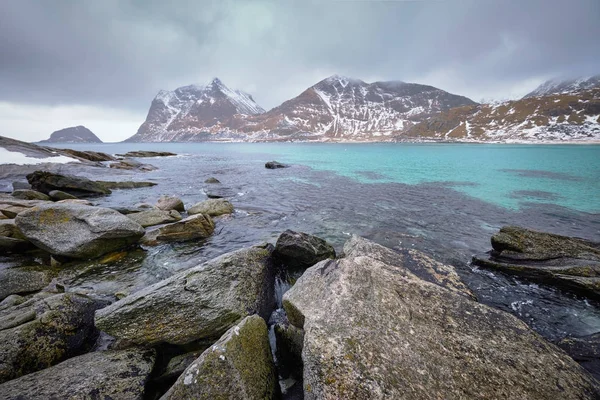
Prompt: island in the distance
<box><xmin>39</xmin><ymin>126</ymin><xmax>102</xmax><ymax>144</ymax></box>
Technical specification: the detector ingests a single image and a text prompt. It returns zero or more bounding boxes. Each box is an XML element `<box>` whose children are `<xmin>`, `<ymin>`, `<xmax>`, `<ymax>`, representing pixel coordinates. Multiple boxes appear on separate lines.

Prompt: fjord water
<box><xmin>47</xmin><ymin>142</ymin><xmax>600</xmax><ymax>341</ymax></box>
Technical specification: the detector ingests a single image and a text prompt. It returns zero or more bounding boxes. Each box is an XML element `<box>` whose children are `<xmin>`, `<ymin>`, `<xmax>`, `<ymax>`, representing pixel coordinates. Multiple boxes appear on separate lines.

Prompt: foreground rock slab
<box><xmin>0</xmin><ymin>348</ymin><xmax>155</xmax><ymax>400</ymax></box>
<box><xmin>0</xmin><ymin>292</ymin><xmax>107</xmax><ymax>383</ymax></box>
<box><xmin>162</xmin><ymin>315</ymin><xmax>277</xmax><ymax>400</ymax></box>
<box><xmin>95</xmin><ymin>244</ymin><xmax>275</xmax><ymax>346</ymax></box>
<box><xmin>188</xmin><ymin>198</ymin><xmax>234</xmax><ymax>217</ymax></box>
<box><xmin>472</xmin><ymin>226</ymin><xmax>600</xmax><ymax>298</ymax></box>
<box><xmin>15</xmin><ymin>203</ymin><xmax>145</xmax><ymax>259</ymax></box>
<box><xmin>27</xmin><ymin>170</ymin><xmax>111</xmax><ymax>196</ymax></box>
<box><xmin>282</xmin><ymin>237</ymin><xmax>600</xmax><ymax>399</ymax></box>
<box><xmin>274</xmin><ymin>230</ymin><xmax>336</xmax><ymax>270</ymax></box>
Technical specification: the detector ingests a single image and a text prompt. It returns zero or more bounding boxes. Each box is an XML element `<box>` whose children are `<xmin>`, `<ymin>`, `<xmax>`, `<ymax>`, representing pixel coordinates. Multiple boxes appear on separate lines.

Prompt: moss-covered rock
<box><xmin>0</xmin><ymin>292</ymin><xmax>108</xmax><ymax>383</ymax></box>
<box><xmin>282</xmin><ymin>236</ymin><xmax>600</xmax><ymax>399</ymax></box>
<box><xmin>162</xmin><ymin>315</ymin><xmax>277</xmax><ymax>400</ymax></box>
<box><xmin>0</xmin><ymin>265</ymin><xmax>56</xmax><ymax>301</ymax></box>
<box><xmin>95</xmin><ymin>244</ymin><xmax>275</xmax><ymax>346</ymax></box>
<box><xmin>15</xmin><ymin>203</ymin><xmax>145</xmax><ymax>259</ymax></box>
<box><xmin>0</xmin><ymin>348</ymin><xmax>155</xmax><ymax>399</ymax></box>
<box><xmin>11</xmin><ymin>189</ymin><xmax>50</xmax><ymax>201</ymax></box>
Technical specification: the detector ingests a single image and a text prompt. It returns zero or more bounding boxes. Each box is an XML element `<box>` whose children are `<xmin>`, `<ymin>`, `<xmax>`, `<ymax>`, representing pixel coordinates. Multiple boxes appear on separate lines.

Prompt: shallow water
<box><xmin>8</xmin><ymin>142</ymin><xmax>600</xmax><ymax>341</ymax></box>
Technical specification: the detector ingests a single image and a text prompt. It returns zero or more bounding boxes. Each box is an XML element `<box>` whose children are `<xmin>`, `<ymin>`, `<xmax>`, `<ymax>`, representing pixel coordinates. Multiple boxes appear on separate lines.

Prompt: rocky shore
<box><xmin>1</xmin><ymin>151</ymin><xmax>600</xmax><ymax>398</ymax></box>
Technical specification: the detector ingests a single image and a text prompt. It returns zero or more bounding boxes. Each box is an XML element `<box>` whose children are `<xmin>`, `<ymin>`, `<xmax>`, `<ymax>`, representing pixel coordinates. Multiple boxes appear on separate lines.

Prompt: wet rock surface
<box><xmin>15</xmin><ymin>203</ymin><xmax>145</xmax><ymax>259</ymax></box>
<box><xmin>188</xmin><ymin>198</ymin><xmax>234</xmax><ymax>217</ymax></box>
<box><xmin>162</xmin><ymin>315</ymin><xmax>277</xmax><ymax>400</ymax></box>
<box><xmin>472</xmin><ymin>226</ymin><xmax>600</xmax><ymax>298</ymax></box>
<box><xmin>274</xmin><ymin>230</ymin><xmax>336</xmax><ymax>270</ymax></box>
<box><xmin>27</xmin><ymin>170</ymin><xmax>112</xmax><ymax>197</ymax></box>
<box><xmin>141</xmin><ymin>214</ymin><xmax>214</xmax><ymax>245</ymax></box>
<box><xmin>95</xmin><ymin>244</ymin><xmax>275</xmax><ymax>346</ymax></box>
<box><xmin>127</xmin><ymin>209</ymin><xmax>182</xmax><ymax>228</ymax></box>
<box><xmin>0</xmin><ymin>348</ymin><xmax>155</xmax><ymax>400</ymax></box>
<box><xmin>0</xmin><ymin>292</ymin><xmax>108</xmax><ymax>383</ymax></box>
<box><xmin>0</xmin><ymin>265</ymin><xmax>56</xmax><ymax>301</ymax></box>
<box><xmin>283</xmin><ymin>236</ymin><xmax>600</xmax><ymax>400</ymax></box>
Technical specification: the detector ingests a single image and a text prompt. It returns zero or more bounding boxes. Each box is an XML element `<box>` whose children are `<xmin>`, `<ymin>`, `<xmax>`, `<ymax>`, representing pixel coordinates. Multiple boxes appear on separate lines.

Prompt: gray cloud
<box><xmin>0</xmin><ymin>0</ymin><xmax>599</xmax><ymax>135</ymax></box>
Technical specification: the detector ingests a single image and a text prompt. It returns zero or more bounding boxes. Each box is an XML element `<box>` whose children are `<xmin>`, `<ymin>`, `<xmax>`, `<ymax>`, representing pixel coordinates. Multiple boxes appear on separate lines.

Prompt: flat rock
<box><xmin>472</xmin><ymin>226</ymin><xmax>600</xmax><ymax>299</ymax></box>
<box><xmin>0</xmin><ymin>266</ymin><xmax>56</xmax><ymax>301</ymax></box>
<box><xmin>188</xmin><ymin>198</ymin><xmax>234</xmax><ymax>217</ymax></box>
<box><xmin>162</xmin><ymin>315</ymin><xmax>277</xmax><ymax>400</ymax></box>
<box><xmin>49</xmin><ymin>189</ymin><xmax>78</xmax><ymax>200</ymax></box>
<box><xmin>98</xmin><ymin>180</ymin><xmax>158</xmax><ymax>190</ymax></box>
<box><xmin>127</xmin><ymin>209</ymin><xmax>182</xmax><ymax>228</ymax></box>
<box><xmin>15</xmin><ymin>203</ymin><xmax>145</xmax><ymax>259</ymax></box>
<box><xmin>141</xmin><ymin>214</ymin><xmax>214</xmax><ymax>245</ymax></box>
<box><xmin>282</xmin><ymin>236</ymin><xmax>600</xmax><ymax>399</ymax></box>
<box><xmin>0</xmin><ymin>292</ymin><xmax>108</xmax><ymax>383</ymax></box>
<box><xmin>265</xmin><ymin>161</ymin><xmax>289</xmax><ymax>169</ymax></box>
<box><xmin>274</xmin><ymin>230</ymin><xmax>336</xmax><ymax>270</ymax></box>
<box><xmin>59</xmin><ymin>148</ymin><xmax>116</xmax><ymax>162</ymax></box>
<box><xmin>0</xmin><ymin>204</ymin><xmax>29</xmax><ymax>218</ymax></box>
<box><xmin>95</xmin><ymin>244</ymin><xmax>275</xmax><ymax>346</ymax></box>
<box><xmin>110</xmin><ymin>158</ymin><xmax>157</xmax><ymax>171</ymax></box>
<box><xmin>156</xmin><ymin>195</ymin><xmax>185</xmax><ymax>212</ymax></box>
<box><xmin>0</xmin><ymin>348</ymin><xmax>155</xmax><ymax>400</ymax></box>
<box><xmin>27</xmin><ymin>170</ymin><xmax>111</xmax><ymax>197</ymax></box>
<box><xmin>116</xmin><ymin>151</ymin><xmax>176</xmax><ymax>158</ymax></box>
<box><xmin>10</xmin><ymin>189</ymin><xmax>50</xmax><ymax>201</ymax></box>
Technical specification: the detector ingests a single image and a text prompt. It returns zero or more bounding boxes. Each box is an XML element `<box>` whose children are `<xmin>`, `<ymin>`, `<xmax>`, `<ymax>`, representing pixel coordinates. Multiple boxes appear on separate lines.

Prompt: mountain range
<box><xmin>124</xmin><ymin>75</ymin><xmax>600</xmax><ymax>143</ymax></box>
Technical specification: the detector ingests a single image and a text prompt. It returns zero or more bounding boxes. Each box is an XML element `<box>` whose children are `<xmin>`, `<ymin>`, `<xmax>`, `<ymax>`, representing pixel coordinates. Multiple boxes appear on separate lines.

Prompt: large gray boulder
<box><xmin>274</xmin><ymin>230</ymin><xmax>336</xmax><ymax>270</ymax></box>
<box><xmin>95</xmin><ymin>244</ymin><xmax>276</xmax><ymax>346</ymax></box>
<box><xmin>141</xmin><ymin>214</ymin><xmax>214</xmax><ymax>245</ymax></box>
<box><xmin>15</xmin><ymin>203</ymin><xmax>145</xmax><ymax>259</ymax></box>
<box><xmin>0</xmin><ymin>292</ymin><xmax>107</xmax><ymax>383</ymax></box>
<box><xmin>188</xmin><ymin>198</ymin><xmax>234</xmax><ymax>217</ymax></box>
<box><xmin>26</xmin><ymin>170</ymin><xmax>111</xmax><ymax>196</ymax></box>
<box><xmin>282</xmin><ymin>237</ymin><xmax>600</xmax><ymax>400</ymax></box>
<box><xmin>127</xmin><ymin>209</ymin><xmax>182</xmax><ymax>227</ymax></box>
<box><xmin>472</xmin><ymin>226</ymin><xmax>600</xmax><ymax>299</ymax></box>
<box><xmin>162</xmin><ymin>315</ymin><xmax>277</xmax><ymax>400</ymax></box>
<box><xmin>344</xmin><ymin>235</ymin><xmax>475</xmax><ymax>299</ymax></box>
<box><xmin>0</xmin><ymin>348</ymin><xmax>155</xmax><ymax>399</ymax></box>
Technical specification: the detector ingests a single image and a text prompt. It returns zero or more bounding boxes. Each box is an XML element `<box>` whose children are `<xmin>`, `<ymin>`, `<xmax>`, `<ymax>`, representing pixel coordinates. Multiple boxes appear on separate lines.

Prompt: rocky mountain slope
<box><xmin>125</xmin><ymin>78</ymin><xmax>265</xmax><ymax>142</ymax></box>
<box><xmin>39</xmin><ymin>126</ymin><xmax>102</xmax><ymax>143</ymax></box>
<box><xmin>125</xmin><ymin>76</ymin><xmax>476</xmax><ymax>142</ymax></box>
<box><xmin>403</xmin><ymin>77</ymin><xmax>600</xmax><ymax>142</ymax></box>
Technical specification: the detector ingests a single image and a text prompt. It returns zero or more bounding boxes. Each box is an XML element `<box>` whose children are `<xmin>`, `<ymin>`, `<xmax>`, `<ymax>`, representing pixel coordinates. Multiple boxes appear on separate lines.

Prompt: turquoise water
<box><xmin>93</xmin><ymin>143</ymin><xmax>599</xmax><ymax>213</ymax></box>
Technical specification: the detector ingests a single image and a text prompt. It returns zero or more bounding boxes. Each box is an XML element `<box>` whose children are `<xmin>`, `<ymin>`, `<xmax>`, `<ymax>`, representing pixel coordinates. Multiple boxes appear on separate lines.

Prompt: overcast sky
<box><xmin>1</xmin><ymin>0</ymin><xmax>598</xmax><ymax>142</ymax></box>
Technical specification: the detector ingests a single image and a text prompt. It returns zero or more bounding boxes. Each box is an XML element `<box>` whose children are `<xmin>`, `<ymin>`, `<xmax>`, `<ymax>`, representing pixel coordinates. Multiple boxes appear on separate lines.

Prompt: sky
<box><xmin>1</xmin><ymin>0</ymin><xmax>599</xmax><ymax>142</ymax></box>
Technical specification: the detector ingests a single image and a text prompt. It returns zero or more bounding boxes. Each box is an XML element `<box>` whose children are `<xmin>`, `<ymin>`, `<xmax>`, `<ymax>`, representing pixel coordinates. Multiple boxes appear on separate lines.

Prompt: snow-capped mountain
<box><xmin>237</xmin><ymin>75</ymin><xmax>477</xmax><ymax>140</ymax></box>
<box><xmin>523</xmin><ymin>75</ymin><xmax>600</xmax><ymax>98</ymax></box>
<box><xmin>39</xmin><ymin>126</ymin><xmax>102</xmax><ymax>143</ymax></box>
<box><xmin>125</xmin><ymin>78</ymin><xmax>265</xmax><ymax>142</ymax></box>
<box><xmin>404</xmin><ymin>81</ymin><xmax>600</xmax><ymax>142</ymax></box>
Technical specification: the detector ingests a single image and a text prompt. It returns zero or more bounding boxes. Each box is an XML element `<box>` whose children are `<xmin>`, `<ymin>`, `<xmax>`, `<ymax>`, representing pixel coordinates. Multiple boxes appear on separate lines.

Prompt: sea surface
<box><xmin>20</xmin><ymin>143</ymin><xmax>600</xmax><ymax>342</ymax></box>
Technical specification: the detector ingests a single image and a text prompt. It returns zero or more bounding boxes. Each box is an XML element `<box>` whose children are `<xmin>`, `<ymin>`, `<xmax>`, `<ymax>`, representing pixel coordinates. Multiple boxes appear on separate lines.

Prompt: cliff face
<box><xmin>39</xmin><ymin>126</ymin><xmax>102</xmax><ymax>143</ymax></box>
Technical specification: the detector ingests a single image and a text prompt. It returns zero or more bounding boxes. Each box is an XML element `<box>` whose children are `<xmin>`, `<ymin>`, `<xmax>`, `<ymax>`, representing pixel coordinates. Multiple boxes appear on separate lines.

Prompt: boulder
<box><xmin>11</xmin><ymin>189</ymin><xmax>50</xmax><ymax>201</ymax></box>
<box><xmin>472</xmin><ymin>226</ymin><xmax>600</xmax><ymax>299</ymax></box>
<box><xmin>27</xmin><ymin>170</ymin><xmax>111</xmax><ymax>196</ymax></box>
<box><xmin>0</xmin><ymin>348</ymin><xmax>155</xmax><ymax>399</ymax></box>
<box><xmin>282</xmin><ymin>237</ymin><xmax>600</xmax><ymax>400</ymax></box>
<box><xmin>127</xmin><ymin>209</ymin><xmax>182</xmax><ymax>228</ymax></box>
<box><xmin>59</xmin><ymin>148</ymin><xmax>116</xmax><ymax>162</ymax></box>
<box><xmin>15</xmin><ymin>203</ymin><xmax>145</xmax><ymax>259</ymax></box>
<box><xmin>0</xmin><ymin>292</ymin><xmax>108</xmax><ymax>383</ymax></box>
<box><xmin>344</xmin><ymin>235</ymin><xmax>475</xmax><ymax>299</ymax></box>
<box><xmin>12</xmin><ymin>181</ymin><xmax>31</xmax><ymax>190</ymax></box>
<box><xmin>162</xmin><ymin>315</ymin><xmax>277</xmax><ymax>400</ymax></box>
<box><xmin>110</xmin><ymin>158</ymin><xmax>157</xmax><ymax>171</ymax></box>
<box><xmin>204</xmin><ymin>177</ymin><xmax>221</xmax><ymax>184</ymax></box>
<box><xmin>95</xmin><ymin>244</ymin><xmax>275</xmax><ymax>346</ymax></box>
<box><xmin>48</xmin><ymin>189</ymin><xmax>78</xmax><ymax>200</ymax></box>
<box><xmin>558</xmin><ymin>333</ymin><xmax>600</xmax><ymax>381</ymax></box>
<box><xmin>116</xmin><ymin>151</ymin><xmax>176</xmax><ymax>158</ymax></box>
<box><xmin>188</xmin><ymin>198</ymin><xmax>234</xmax><ymax>217</ymax></box>
<box><xmin>141</xmin><ymin>214</ymin><xmax>214</xmax><ymax>245</ymax></box>
<box><xmin>97</xmin><ymin>180</ymin><xmax>158</xmax><ymax>190</ymax></box>
<box><xmin>265</xmin><ymin>161</ymin><xmax>289</xmax><ymax>169</ymax></box>
<box><xmin>0</xmin><ymin>204</ymin><xmax>29</xmax><ymax>218</ymax></box>
<box><xmin>155</xmin><ymin>350</ymin><xmax>204</xmax><ymax>384</ymax></box>
<box><xmin>156</xmin><ymin>195</ymin><xmax>185</xmax><ymax>212</ymax></box>
<box><xmin>0</xmin><ymin>266</ymin><xmax>56</xmax><ymax>301</ymax></box>
<box><xmin>274</xmin><ymin>230</ymin><xmax>336</xmax><ymax>270</ymax></box>
<box><xmin>0</xmin><ymin>219</ymin><xmax>25</xmax><ymax>239</ymax></box>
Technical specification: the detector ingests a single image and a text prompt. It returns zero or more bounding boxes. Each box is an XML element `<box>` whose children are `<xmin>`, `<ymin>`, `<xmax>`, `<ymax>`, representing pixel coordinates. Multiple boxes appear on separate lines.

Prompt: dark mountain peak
<box><xmin>39</xmin><ymin>126</ymin><xmax>102</xmax><ymax>143</ymax></box>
